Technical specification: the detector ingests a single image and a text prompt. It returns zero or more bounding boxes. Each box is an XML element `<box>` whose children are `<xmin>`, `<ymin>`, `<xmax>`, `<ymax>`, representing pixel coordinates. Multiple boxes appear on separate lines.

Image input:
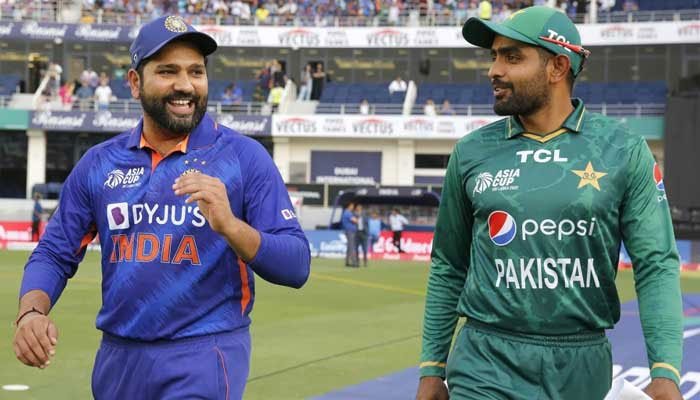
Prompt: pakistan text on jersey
<box><xmin>495</xmin><ymin>258</ymin><xmax>600</xmax><ymax>289</ymax></box>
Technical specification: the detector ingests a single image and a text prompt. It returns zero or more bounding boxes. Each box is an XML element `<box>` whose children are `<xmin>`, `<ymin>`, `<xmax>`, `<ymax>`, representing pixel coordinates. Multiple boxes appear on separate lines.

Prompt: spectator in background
<box><xmin>31</xmin><ymin>192</ymin><xmax>43</xmax><ymax>242</ymax></box>
<box><xmin>87</xmin><ymin>68</ymin><xmax>99</xmax><ymax>88</ymax></box>
<box><xmin>388</xmin><ymin>0</ymin><xmax>401</xmax><ymax>24</ymax></box>
<box><xmin>113</xmin><ymin>64</ymin><xmax>127</xmax><ymax>80</ymax></box>
<box><xmin>75</xmin><ymin>78</ymin><xmax>94</xmax><ymax>110</ymax></box>
<box><xmin>388</xmin><ymin>75</ymin><xmax>407</xmax><ymax>94</ymax></box>
<box><xmin>389</xmin><ymin>208</ymin><xmax>408</xmax><ymax>253</ymax></box>
<box><xmin>256</xmin><ymin>3</ymin><xmax>270</xmax><ymax>23</ymax></box>
<box><xmin>271</xmin><ymin>59</ymin><xmax>286</xmax><ymax>88</ymax></box>
<box><xmin>231</xmin><ymin>0</ymin><xmax>251</xmax><ymax>21</ymax></box>
<box><xmin>267</xmin><ymin>82</ymin><xmax>285</xmax><ymax>111</ymax></box>
<box><xmin>355</xmin><ymin>204</ymin><xmax>369</xmax><ymax>267</ymax></box>
<box><xmin>48</xmin><ymin>62</ymin><xmax>62</xmax><ymax>97</ymax></box>
<box><xmin>424</xmin><ymin>98</ymin><xmax>437</xmax><ymax>116</ymax></box>
<box><xmin>254</xmin><ymin>61</ymin><xmax>272</xmax><ymax>102</ymax></box>
<box><xmin>222</xmin><ymin>84</ymin><xmax>243</xmax><ymax>105</ymax></box>
<box><xmin>94</xmin><ymin>76</ymin><xmax>113</xmax><ymax>110</ymax></box>
<box><xmin>59</xmin><ymin>81</ymin><xmax>75</xmax><ymax>110</ymax></box>
<box><xmin>368</xmin><ymin>211</ymin><xmax>382</xmax><ymax>255</ymax></box>
<box><xmin>440</xmin><ymin>99</ymin><xmax>456</xmax><ymax>115</ymax></box>
<box><xmin>342</xmin><ymin>202</ymin><xmax>359</xmax><ymax>267</ymax></box>
<box><xmin>297</xmin><ymin>64</ymin><xmax>313</xmax><ymax>101</ymax></box>
<box><xmin>623</xmin><ymin>0</ymin><xmax>638</xmax><ymax>11</ymax></box>
<box><xmin>478</xmin><ymin>0</ymin><xmax>492</xmax><ymax>20</ymax></box>
<box><xmin>310</xmin><ymin>63</ymin><xmax>326</xmax><ymax>100</ymax></box>
<box><xmin>359</xmin><ymin>98</ymin><xmax>370</xmax><ymax>115</ymax></box>
<box><xmin>279</xmin><ymin>0</ymin><xmax>298</xmax><ymax>23</ymax></box>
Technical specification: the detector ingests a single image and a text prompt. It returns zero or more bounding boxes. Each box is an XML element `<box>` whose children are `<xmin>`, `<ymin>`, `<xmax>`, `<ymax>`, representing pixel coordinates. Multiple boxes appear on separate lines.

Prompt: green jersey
<box><xmin>420</xmin><ymin>99</ymin><xmax>683</xmax><ymax>385</ymax></box>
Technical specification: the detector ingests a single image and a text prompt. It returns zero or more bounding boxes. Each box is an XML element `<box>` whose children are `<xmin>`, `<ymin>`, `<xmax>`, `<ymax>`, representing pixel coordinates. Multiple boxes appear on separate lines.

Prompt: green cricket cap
<box><xmin>462</xmin><ymin>6</ymin><xmax>589</xmax><ymax>77</ymax></box>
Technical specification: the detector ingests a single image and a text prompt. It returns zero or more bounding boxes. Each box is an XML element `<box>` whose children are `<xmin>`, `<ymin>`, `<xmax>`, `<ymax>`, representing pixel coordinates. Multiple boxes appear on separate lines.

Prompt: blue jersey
<box><xmin>341</xmin><ymin>209</ymin><xmax>357</xmax><ymax>232</ymax></box>
<box><xmin>20</xmin><ymin>113</ymin><xmax>310</xmax><ymax>340</ymax></box>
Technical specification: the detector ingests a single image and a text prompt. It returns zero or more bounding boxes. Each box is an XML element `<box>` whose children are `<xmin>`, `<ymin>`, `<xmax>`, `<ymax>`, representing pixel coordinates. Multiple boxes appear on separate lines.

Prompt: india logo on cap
<box><xmin>164</xmin><ymin>15</ymin><xmax>187</xmax><ymax>33</ymax></box>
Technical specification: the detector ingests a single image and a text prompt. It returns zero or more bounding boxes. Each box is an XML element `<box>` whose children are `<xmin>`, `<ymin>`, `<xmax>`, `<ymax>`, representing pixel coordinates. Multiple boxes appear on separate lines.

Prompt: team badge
<box><xmin>473</xmin><ymin>172</ymin><xmax>494</xmax><ymax>195</ymax></box>
<box><xmin>104</xmin><ymin>169</ymin><xmax>125</xmax><ymax>189</ymax></box>
<box><xmin>164</xmin><ymin>16</ymin><xmax>188</xmax><ymax>33</ymax></box>
<box><xmin>653</xmin><ymin>163</ymin><xmax>665</xmax><ymax>191</ymax></box>
<box><xmin>571</xmin><ymin>161</ymin><xmax>607</xmax><ymax>191</ymax></box>
<box><xmin>488</xmin><ymin>211</ymin><xmax>516</xmax><ymax>246</ymax></box>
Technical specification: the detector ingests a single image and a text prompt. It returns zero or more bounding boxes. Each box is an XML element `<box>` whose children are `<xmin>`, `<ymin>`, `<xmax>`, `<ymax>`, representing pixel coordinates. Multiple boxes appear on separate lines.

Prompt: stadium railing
<box><xmin>0</xmin><ymin>95</ymin><xmax>667</xmax><ymax>117</ymax></box>
<box><xmin>2</xmin><ymin>5</ymin><xmax>698</xmax><ymax>26</ymax></box>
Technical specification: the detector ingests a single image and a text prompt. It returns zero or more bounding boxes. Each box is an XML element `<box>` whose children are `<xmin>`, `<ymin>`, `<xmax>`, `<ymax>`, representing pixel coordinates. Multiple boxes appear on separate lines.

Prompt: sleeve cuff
<box><xmin>419</xmin><ymin>362</ymin><xmax>446</xmax><ymax>379</ymax></box>
<box><xmin>650</xmin><ymin>363</ymin><xmax>681</xmax><ymax>386</ymax></box>
<box><xmin>20</xmin><ymin>262</ymin><xmax>68</xmax><ymax>306</ymax></box>
<box><xmin>248</xmin><ymin>230</ymin><xmax>270</xmax><ymax>267</ymax></box>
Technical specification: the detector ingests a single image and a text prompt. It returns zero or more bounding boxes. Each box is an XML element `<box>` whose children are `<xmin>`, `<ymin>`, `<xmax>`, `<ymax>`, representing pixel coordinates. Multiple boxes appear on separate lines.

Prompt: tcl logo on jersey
<box><xmin>474</xmin><ymin>169</ymin><xmax>520</xmax><ymax>195</ymax></box>
<box><xmin>516</xmin><ymin>149</ymin><xmax>568</xmax><ymax>164</ymax></box>
<box><xmin>104</xmin><ymin>167</ymin><xmax>144</xmax><ymax>189</ymax></box>
<box><xmin>488</xmin><ymin>210</ymin><xmax>597</xmax><ymax>244</ymax></box>
<box><xmin>106</xmin><ymin>202</ymin><xmax>206</xmax><ymax>231</ymax></box>
<box><xmin>488</xmin><ymin>211</ymin><xmax>517</xmax><ymax>246</ymax></box>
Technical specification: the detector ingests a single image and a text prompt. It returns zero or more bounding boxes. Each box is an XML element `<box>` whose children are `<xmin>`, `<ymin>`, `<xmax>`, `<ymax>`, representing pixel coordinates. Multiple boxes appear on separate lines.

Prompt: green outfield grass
<box><xmin>1</xmin><ymin>250</ymin><xmax>699</xmax><ymax>399</ymax></box>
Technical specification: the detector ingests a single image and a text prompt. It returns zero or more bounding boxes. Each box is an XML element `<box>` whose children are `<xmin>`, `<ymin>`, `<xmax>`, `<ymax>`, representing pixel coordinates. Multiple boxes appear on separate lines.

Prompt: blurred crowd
<box><xmin>74</xmin><ymin>0</ymin><xmax>622</xmax><ymax>25</ymax></box>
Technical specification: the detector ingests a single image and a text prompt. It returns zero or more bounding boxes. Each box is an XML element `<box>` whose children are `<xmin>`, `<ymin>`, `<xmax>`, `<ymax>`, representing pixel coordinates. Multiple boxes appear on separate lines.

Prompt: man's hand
<box><xmin>173</xmin><ymin>172</ymin><xmax>235</xmax><ymax>235</ymax></box>
<box><xmin>644</xmin><ymin>377</ymin><xmax>682</xmax><ymax>400</ymax></box>
<box><xmin>416</xmin><ymin>376</ymin><xmax>448</xmax><ymax>400</ymax></box>
<box><xmin>13</xmin><ymin>313</ymin><xmax>58</xmax><ymax>369</ymax></box>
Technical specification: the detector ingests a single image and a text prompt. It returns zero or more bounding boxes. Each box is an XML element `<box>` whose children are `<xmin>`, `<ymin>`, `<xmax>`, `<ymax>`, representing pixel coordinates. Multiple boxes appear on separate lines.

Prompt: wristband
<box><xmin>14</xmin><ymin>307</ymin><xmax>45</xmax><ymax>326</ymax></box>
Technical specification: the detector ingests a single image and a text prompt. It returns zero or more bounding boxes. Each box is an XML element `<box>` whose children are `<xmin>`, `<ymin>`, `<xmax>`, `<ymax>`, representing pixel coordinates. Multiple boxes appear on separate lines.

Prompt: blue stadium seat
<box><xmin>0</xmin><ymin>75</ymin><xmax>20</xmax><ymax>96</ymax></box>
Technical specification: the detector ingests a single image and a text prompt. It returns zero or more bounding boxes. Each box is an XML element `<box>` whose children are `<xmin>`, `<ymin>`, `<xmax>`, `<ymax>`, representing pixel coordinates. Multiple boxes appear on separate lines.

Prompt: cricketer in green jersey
<box><xmin>417</xmin><ymin>6</ymin><xmax>683</xmax><ymax>400</ymax></box>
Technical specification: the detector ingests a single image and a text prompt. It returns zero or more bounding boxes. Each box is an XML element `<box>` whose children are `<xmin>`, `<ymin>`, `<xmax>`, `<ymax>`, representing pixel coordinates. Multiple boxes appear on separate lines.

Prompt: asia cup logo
<box><xmin>653</xmin><ymin>162</ymin><xmax>665</xmax><ymax>191</ymax></box>
<box><xmin>473</xmin><ymin>172</ymin><xmax>493</xmax><ymax>195</ymax></box>
<box><xmin>488</xmin><ymin>211</ymin><xmax>517</xmax><ymax>246</ymax></box>
<box><xmin>104</xmin><ymin>169</ymin><xmax>125</xmax><ymax>189</ymax></box>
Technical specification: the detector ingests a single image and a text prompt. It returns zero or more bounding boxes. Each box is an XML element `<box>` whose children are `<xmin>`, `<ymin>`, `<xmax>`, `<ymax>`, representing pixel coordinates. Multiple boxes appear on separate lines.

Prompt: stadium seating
<box><xmin>0</xmin><ymin>75</ymin><xmax>20</xmax><ymax>96</ymax></box>
<box><xmin>319</xmin><ymin>83</ymin><xmax>405</xmax><ymax>105</ymax></box>
<box><xmin>109</xmin><ymin>79</ymin><xmax>257</xmax><ymax>102</ymax></box>
<box><xmin>612</xmin><ymin>0</ymin><xmax>700</xmax><ymax>11</ymax></box>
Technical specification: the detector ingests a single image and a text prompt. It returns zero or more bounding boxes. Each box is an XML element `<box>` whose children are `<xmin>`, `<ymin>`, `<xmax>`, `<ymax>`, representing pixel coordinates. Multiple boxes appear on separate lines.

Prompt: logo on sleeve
<box><xmin>107</xmin><ymin>202</ymin><xmax>130</xmax><ymax>230</ymax></box>
<box><xmin>488</xmin><ymin>211</ymin><xmax>517</xmax><ymax>246</ymax></box>
<box><xmin>653</xmin><ymin>163</ymin><xmax>665</xmax><ymax>191</ymax></box>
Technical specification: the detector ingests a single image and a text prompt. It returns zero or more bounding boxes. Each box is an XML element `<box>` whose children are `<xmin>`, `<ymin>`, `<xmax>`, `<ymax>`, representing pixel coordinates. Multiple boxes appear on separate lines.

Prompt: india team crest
<box><xmin>164</xmin><ymin>16</ymin><xmax>188</xmax><ymax>33</ymax></box>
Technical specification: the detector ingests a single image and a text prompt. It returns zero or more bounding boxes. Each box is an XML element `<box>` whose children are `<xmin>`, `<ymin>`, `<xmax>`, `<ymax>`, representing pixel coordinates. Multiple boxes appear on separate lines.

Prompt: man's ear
<box><xmin>549</xmin><ymin>54</ymin><xmax>572</xmax><ymax>85</ymax></box>
<box><xmin>127</xmin><ymin>68</ymin><xmax>141</xmax><ymax>100</ymax></box>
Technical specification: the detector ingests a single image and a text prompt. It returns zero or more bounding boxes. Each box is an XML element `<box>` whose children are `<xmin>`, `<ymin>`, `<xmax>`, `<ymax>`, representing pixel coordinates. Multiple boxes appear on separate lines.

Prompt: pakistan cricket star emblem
<box><xmin>571</xmin><ymin>161</ymin><xmax>607</xmax><ymax>191</ymax></box>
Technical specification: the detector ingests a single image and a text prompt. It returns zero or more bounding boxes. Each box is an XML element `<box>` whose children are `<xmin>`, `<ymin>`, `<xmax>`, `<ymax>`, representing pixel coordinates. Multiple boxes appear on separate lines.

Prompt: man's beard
<box><xmin>492</xmin><ymin>71</ymin><xmax>549</xmax><ymax>117</ymax></box>
<box><xmin>140</xmin><ymin>87</ymin><xmax>208</xmax><ymax>137</ymax></box>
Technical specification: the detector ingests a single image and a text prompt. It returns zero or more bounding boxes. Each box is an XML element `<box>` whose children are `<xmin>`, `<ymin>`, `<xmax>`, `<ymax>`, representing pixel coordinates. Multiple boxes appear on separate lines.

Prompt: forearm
<box><xmin>221</xmin><ymin>216</ymin><xmax>261</xmax><ymax>262</ymax></box>
<box><xmin>636</xmin><ymin>274</ymin><xmax>683</xmax><ymax>385</ymax></box>
<box><xmin>420</xmin><ymin>261</ymin><xmax>465</xmax><ymax>378</ymax></box>
<box><xmin>18</xmin><ymin>289</ymin><xmax>52</xmax><ymax>318</ymax></box>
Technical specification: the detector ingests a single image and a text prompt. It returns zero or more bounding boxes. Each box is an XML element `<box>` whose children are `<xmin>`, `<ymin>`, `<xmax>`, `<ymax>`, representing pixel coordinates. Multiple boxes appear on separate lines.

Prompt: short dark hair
<box><xmin>535</xmin><ymin>47</ymin><xmax>575</xmax><ymax>92</ymax></box>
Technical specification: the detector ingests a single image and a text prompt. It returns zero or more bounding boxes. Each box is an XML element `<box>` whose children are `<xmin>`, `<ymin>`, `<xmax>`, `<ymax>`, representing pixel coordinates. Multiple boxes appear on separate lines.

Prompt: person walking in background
<box><xmin>355</xmin><ymin>204</ymin><xmax>369</xmax><ymax>267</ymax></box>
<box><xmin>94</xmin><ymin>76</ymin><xmax>113</xmax><ymax>111</ymax></box>
<box><xmin>31</xmin><ymin>192</ymin><xmax>43</xmax><ymax>242</ymax></box>
<box><xmin>389</xmin><ymin>208</ymin><xmax>408</xmax><ymax>253</ymax></box>
<box><xmin>310</xmin><ymin>63</ymin><xmax>326</xmax><ymax>100</ymax></box>
<box><xmin>297</xmin><ymin>64</ymin><xmax>313</xmax><ymax>101</ymax></box>
<box><xmin>367</xmin><ymin>211</ymin><xmax>382</xmax><ymax>257</ymax></box>
<box><xmin>342</xmin><ymin>202</ymin><xmax>359</xmax><ymax>267</ymax></box>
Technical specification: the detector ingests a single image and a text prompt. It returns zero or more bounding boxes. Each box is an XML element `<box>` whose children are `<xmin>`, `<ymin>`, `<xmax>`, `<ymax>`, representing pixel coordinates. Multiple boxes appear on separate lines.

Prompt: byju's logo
<box><xmin>107</xmin><ymin>203</ymin><xmax>129</xmax><ymax>230</ymax></box>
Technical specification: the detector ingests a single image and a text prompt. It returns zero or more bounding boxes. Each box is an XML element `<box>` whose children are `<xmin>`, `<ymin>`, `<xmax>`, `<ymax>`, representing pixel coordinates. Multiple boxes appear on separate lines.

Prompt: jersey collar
<box><xmin>505</xmin><ymin>98</ymin><xmax>586</xmax><ymax>140</ymax></box>
<box><xmin>126</xmin><ymin>112</ymin><xmax>220</xmax><ymax>151</ymax></box>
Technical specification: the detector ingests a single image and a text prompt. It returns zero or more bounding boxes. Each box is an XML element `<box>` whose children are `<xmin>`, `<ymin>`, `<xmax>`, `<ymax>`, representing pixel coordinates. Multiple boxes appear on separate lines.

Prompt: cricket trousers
<box><xmin>92</xmin><ymin>327</ymin><xmax>251</xmax><ymax>400</ymax></box>
<box><xmin>446</xmin><ymin>319</ymin><xmax>612</xmax><ymax>400</ymax></box>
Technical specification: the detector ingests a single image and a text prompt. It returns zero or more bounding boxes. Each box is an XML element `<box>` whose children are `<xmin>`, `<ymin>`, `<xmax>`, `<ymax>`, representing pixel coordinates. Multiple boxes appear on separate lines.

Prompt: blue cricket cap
<box><xmin>129</xmin><ymin>15</ymin><xmax>217</xmax><ymax>69</ymax></box>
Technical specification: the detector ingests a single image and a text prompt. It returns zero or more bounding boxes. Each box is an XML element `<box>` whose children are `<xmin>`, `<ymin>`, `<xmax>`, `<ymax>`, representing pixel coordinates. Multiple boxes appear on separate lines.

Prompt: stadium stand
<box><xmin>0</xmin><ymin>75</ymin><xmax>20</xmax><ymax>96</ymax></box>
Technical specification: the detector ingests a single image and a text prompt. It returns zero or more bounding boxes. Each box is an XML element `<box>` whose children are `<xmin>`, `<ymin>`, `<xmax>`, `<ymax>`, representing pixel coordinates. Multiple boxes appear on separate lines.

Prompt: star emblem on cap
<box><xmin>571</xmin><ymin>161</ymin><xmax>607</xmax><ymax>191</ymax></box>
<box><xmin>164</xmin><ymin>15</ymin><xmax>187</xmax><ymax>33</ymax></box>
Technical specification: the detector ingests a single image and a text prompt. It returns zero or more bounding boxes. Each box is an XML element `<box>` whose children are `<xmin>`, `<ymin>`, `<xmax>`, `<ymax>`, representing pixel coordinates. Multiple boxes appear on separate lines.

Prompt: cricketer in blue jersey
<box><xmin>13</xmin><ymin>15</ymin><xmax>310</xmax><ymax>399</ymax></box>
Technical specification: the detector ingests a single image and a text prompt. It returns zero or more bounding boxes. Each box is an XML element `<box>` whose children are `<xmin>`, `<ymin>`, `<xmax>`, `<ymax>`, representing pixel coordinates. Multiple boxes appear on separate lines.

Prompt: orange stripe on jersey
<box><xmin>237</xmin><ymin>258</ymin><xmax>251</xmax><ymax>315</ymax></box>
<box><xmin>76</xmin><ymin>224</ymin><xmax>98</xmax><ymax>255</ymax></box>
<box><xmin>140</xmin><ymin>134</ymin><xmax>190</xmax><ymax>172</ymax></box>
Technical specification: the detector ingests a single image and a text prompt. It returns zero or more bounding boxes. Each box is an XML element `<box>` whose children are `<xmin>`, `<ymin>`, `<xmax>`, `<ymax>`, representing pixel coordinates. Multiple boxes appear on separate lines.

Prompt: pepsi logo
<box><xmin>488</xmin><ymin>211</ymin><xmax>517</xmax><ymax>246</ymax></box>
<box><xmin>653</xmin><ymin>163</ymin><xmax>664</xmax><ymax>191</ymax></box>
